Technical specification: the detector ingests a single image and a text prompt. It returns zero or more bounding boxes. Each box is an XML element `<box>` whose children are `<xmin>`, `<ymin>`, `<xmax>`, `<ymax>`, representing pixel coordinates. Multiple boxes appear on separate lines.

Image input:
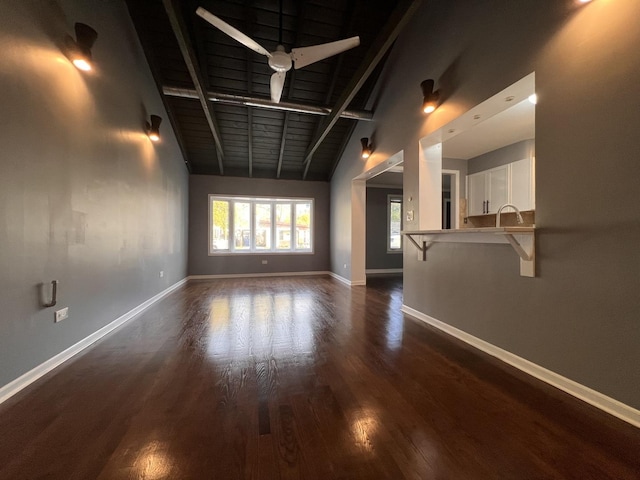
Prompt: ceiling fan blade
<box><xmin>196</xmin><ymin>7</ymin><xmax>272</xmax><ymax>58</ymax></box>
<box><xmin>290</xmin><ymin>36</ymin><xmax>360</xmax><ymax>70</ymax></box>
<box><xmin>270</xmin><ymin>71</ymin><xmax>286</xmax><ymax>103</ymax></box>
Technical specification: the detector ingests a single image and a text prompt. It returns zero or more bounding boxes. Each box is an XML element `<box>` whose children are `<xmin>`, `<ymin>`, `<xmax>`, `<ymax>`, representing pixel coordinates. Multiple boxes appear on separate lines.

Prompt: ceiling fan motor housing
<box><xmin>268</xmin><ymin>45</ymin><xmax>292</xmax><ymax>72</ymax></box>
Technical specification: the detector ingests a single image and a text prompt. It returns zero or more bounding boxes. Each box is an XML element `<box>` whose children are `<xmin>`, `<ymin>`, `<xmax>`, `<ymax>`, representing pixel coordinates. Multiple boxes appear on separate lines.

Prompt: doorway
<box><xmin>351</xmin><ymin>151</ymin><xmax>404</xmax><ymax>285</ymax></box>
<box><xmin>442</xmin><ymin>170</ymin><xmax>459</xmax><ymax>229</ymax></box>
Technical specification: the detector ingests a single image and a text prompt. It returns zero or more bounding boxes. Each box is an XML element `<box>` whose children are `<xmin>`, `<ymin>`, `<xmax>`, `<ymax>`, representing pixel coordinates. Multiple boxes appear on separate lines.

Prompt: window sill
<box><xmin>208</xmin><ymin>250</ymin><xmax>314</xmax><ymax>256</ymax></box>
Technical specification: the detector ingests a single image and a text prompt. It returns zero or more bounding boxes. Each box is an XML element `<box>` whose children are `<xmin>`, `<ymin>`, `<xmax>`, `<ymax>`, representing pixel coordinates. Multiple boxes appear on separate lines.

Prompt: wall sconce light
<box><xmin>66</xmin><ymin>23</ymin><xmax>98</xmax><ymax>71</ymax></box>
<box><xmin>360</xmin><ymin>137</ymin><xmax>372</xmax><ymax>159</ymax></box>
<box><xmin>147</xmin><ymin>115</ymin><xmax>162</xmax><ymax>142</ymax></box>
<box><xmin>420</xmin><ymin>79</ymin><xmax>440</xmax><ymax>114</ymax></box>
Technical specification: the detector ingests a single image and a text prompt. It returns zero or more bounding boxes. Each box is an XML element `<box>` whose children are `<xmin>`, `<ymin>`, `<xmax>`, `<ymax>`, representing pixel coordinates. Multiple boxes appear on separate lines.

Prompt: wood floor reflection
<box><xmin>0</xmin><ymin>275</ymin><xmax>638</xmax><ymax>479</ymax></box>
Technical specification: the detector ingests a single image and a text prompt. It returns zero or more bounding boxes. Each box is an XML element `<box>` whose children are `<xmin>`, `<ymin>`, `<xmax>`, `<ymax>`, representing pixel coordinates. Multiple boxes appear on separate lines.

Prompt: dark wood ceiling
<box><xmin>125</xmin><ymin>0</ymin><xmax>407</xmax><ymax>181</ymax></box>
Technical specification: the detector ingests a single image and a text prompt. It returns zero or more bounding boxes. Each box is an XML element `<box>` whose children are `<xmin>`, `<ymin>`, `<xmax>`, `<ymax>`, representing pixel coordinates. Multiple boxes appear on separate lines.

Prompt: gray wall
<box><xmin>467</xmin><ymin>139</ymin><xmax>535</xmax><ymax>174</ymax></box>
<box><xmin>189</xmin><ymin>175</ymin><xmax>330</xmax><ymax>275</ymax></box>
<box><xmin>0</xmin><ymin>0</ymin><xmax>189</xmax><ymax>389</ymax></box>
<box><xmin>330</xmin><ymin>0</ymin><xmax>640</xmax><ymax>409</ymax></box>
<box><xmin>366</xmin><ymin>187</ymin><xmax>403</xmax><ymax>270</ymax></box>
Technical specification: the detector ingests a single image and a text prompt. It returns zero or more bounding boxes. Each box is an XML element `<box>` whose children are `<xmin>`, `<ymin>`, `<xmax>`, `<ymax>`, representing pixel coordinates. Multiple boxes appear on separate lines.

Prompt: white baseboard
<box><xmin>365</xmin><ymin>268</ymin><xmax>403</xmax><ymax>274</ymax></box>
<box><xmin>0</xmin><ymin>278</ymin><xmax>188</xmax><ymax>406</ymax></box>
<box><xmin>189</xmin><ymin>271</ymin><xmax>330</xmax><ymax>280</ymax></box>
<box><xmin>328</xmin><ymin>271</ymin><xmax>352</xmax><ymax>286</ymax></box>
<box><xmin>328</xmin><ymin>271</ymin><xmax>367</xmax><ymax>286</ymax></box>
<box><xmin>401</xmin><ymin>304</ymin><xmax>640</xmax><ymax>428</ymax></box>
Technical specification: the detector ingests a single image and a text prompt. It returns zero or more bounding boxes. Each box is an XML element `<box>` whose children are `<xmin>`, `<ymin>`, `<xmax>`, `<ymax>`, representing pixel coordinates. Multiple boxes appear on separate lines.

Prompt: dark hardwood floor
<box><xmin>0</xmin><ymin>275</ymin><xmax>638</xmax><ymax>479</ymax></box>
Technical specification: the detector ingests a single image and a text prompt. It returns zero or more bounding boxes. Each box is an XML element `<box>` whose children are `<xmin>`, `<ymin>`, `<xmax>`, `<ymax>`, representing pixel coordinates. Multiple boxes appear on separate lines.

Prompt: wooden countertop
<box><xmin>402</xmin><ymin>226</ymin><xmax>535</xmax><ymax>235</ymax></box>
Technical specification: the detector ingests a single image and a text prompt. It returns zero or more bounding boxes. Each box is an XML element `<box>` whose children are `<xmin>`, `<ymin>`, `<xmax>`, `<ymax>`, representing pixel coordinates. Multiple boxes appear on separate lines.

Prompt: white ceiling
<box><xmin>420</xmin><ymin>72</ymin><xmax>536</xmax><ymax>161</ymax></box>
<box><xmin>443</xmin><ymin>99</ymin><xmax>535</xmax><ymax>160</ymax></box>
<box><xmin>362</xmin><ymin>73</ymin><xmax>536</xmax><ymax>184</ymax></box>
<box><xmin>367</xmin><ymin>171</ymin><xmax>403</xmax><ymax>186</ymax></box>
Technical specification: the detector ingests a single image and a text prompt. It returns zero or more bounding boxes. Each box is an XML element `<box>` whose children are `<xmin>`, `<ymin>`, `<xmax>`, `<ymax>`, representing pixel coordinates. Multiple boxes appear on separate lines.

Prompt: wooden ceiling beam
<box><xmin>276</xmin><ymin>1</ymin><xmax>307</xmax><ymax>178</ymax></box>
<box><xmin>323</xmin><ymin>0</ymin><xmax>357</xmax><ymax>107</ymax></box>
<box><xmin>304</xmin><ymin>0</ymin><xmax>356</xmax><ymax>179</ymax></box>
<box><xmin>328</xmin><ymin>120</ymin><xmax>358</xmax><ymax>180</ymax></box>
<box><xmin>163</xmin><ymin>87</ymin><xmax>374</xmax><ymax>120</ymax></box>
<box><xmin>248</xmin><ymin>109</ymin><xmax>253</xmax><ymax>177</ymax></box>
<box><xmin>276</xmin><ymin>111</ymin><xmax>289</xmax><ymax>179</ymax></box>
<box><xmin>302</xmin><ymin>0</ymin><xmax>423</xmax><ymax>180</ymax></box>
<box><xmin>124</xmin><ymin>2</ymin><xmax>193</xmax><ymax>173</ymax></box>
<box><xmin>246</xmin><ymin>39</ymin><xmax>253</xmax><ymax>177</ymax></box>
<box><xmin>163</xmin><ymin>0</ymin><xmax>225</xmax><ymax>175</ymax></box>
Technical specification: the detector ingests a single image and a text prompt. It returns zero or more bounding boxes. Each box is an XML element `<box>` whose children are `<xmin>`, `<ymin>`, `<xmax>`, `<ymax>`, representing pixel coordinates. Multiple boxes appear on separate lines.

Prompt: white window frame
<box><xmin>387</xmin><ymin>194</ymin><xmax>403</xmax><ymax>253</ymax></box>
<box><xmin>208</xmin><ymin>195</ymin><xmax>314</xmax><ymax>255</ymax></box>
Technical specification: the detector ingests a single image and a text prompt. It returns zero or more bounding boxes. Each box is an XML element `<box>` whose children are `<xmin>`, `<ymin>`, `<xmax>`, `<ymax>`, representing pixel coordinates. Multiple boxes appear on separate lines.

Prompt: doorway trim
<box><xmin>351</xmin><ymin>151</ymin><xmax>404</xmax><ymax>285</ymax></box>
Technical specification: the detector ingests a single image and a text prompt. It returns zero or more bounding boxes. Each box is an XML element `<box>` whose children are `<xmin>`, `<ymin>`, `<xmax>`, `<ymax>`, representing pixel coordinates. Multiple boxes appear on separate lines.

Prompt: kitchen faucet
<box><xmin>496</xmin><ymin>204</ymin><xmax>524</xmax><ymax>227</ymax></box>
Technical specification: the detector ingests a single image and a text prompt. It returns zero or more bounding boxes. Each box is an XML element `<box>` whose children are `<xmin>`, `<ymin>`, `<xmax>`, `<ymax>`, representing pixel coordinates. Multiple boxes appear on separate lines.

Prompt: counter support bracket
<box><xmin>402</xmin><ymin>228</ymin><xmax>536</xmax><ymax>277</ymax></box>
<box><xmin>405</xmin><ymin>234</ymin><xmax>428</xmax><ymax>261</ymax></box>
<box><xmin>504</xmin><ymin>233</ymin><xmax>535</xmax><ymax>277</ymax></box>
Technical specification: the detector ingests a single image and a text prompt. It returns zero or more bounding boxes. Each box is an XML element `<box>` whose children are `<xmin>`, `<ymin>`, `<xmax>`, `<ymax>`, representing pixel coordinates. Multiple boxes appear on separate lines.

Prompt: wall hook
<box><xmin>43</xmin><ymin>280</ymin><xmax>58</xmax><ymax>308</ymax></box>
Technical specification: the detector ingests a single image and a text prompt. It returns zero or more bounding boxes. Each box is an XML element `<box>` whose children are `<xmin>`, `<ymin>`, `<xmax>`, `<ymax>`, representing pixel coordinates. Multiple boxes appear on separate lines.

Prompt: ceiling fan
<box><xmin>195</xmin><ymin>6</ymin><xmax>360</xmax><ymax>103</ymax></box>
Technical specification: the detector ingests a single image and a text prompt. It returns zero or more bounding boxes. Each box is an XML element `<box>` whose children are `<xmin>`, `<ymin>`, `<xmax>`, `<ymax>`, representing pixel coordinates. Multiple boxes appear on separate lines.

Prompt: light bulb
<box><xmin>423</xmin><ymin>104</ymin><xmax>436</xmax><ymax>114</ymax></box>
<box><xmin>72</xmin><ymin>58</ymin><xmax>92</xmax><ymax>71</ymax></box>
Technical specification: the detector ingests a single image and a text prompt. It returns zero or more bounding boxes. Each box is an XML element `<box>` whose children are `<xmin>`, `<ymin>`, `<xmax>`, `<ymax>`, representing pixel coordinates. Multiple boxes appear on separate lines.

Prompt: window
<box><xmin>255</xmin><ymin>203</ymin><xmax>272</xmax><ymax>250</ymax></box>
<box><xmin>388</xmin><ymin>195</ymin><xmax>403</xmax><ymax>252</ymax></box>
<box><xmin>209</xmin><ymin>195</ymin><xmax>313</xmax><ymax>254</ymax></box>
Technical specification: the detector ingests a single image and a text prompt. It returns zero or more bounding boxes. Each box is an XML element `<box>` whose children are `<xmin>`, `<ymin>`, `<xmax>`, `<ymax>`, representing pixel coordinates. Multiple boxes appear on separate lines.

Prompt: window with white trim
<box><xmin>388</xmin><ymin>195</ymin><xmax>403</xmax><ymax>252</ymax></box>
<box><xmin>209</xmin><ymin>195</ymin><xmax>313</xmax><ymax>254</ymax></box>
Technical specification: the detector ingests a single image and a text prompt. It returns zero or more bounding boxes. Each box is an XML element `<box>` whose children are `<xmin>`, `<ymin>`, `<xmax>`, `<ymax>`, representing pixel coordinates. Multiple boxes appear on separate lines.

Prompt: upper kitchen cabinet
<box><xmin>467</xmin><ymin>154</ymin><xmax>535</xmax><ymax>216</ymax></box>
<box><xmin>510</xmin><ymin>157</ymin><xmax>535</xmax><ymax>212</ymax></box>
<box><xmin>467</xmin><ymin>165</ymin><xmax>510</xmax><ymax>215</ymax></box>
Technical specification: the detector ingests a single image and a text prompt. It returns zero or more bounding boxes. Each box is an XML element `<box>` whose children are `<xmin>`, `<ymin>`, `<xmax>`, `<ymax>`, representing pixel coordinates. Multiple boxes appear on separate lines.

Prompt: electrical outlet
<box><xmin>55</xmin><ymin>307</ymin><xmax>69</xmax><ymax>323</ymax></box>
<box><xmin>159</xmin><ymin>270</ymin><xmax>164</xmax><ymax>278</ymax></box>
<box><xmin>343</xmin><ymin>263</ymin><xmax>347</xmax><ymax>269</ymax></box>
<box><xmin>261</xmin><ymin>260</ymin><xmax>268</xmax><ymax>265</ymax></box>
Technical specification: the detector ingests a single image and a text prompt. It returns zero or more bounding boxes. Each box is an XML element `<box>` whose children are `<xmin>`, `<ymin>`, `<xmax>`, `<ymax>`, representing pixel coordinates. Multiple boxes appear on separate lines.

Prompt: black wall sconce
<box><xmin>66</xmin><ymin>23</ymin><xmax>98</xmax><ymax>72</ymax></box>
<box><xmin>147</xmin><ymin>115</ymin><xmax>162</xmax><ymax>142</ymax></box>
<box><xmin>360</xmin><ymin>137</ymin><xmax>372</xmax><ymax>159</ymax></box>
<box><xmin>420</xmin><ymin>79</ymin><xmax>440</xmax><ymax>114</ymax></box>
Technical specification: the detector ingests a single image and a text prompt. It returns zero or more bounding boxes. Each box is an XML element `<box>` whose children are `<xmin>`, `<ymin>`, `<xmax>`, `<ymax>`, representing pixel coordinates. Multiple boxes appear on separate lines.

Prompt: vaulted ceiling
<box><xmin>125</xmin><ymin>0</ymin><xmax>420</xmax><ymax>181</ymax></box>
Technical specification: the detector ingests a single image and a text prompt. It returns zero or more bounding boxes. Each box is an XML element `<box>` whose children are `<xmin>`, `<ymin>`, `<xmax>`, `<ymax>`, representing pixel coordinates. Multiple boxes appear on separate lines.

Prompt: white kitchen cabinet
<box><xmin>467</xmin><ymin>165</ymin><xmax>510</xmax><ymax>215</ymax></box>
<box><xmin>510</xmin><ymin>157</ymin><xmax>535</xmax><ymax>211</ymax></box>
<box><xmin>466</xmin><ymin>158</ymin><xmax>535</xmax><ymax>216</ymax></box>
<box><xmin>468</xmin><ymin>173</ymin><xmax>487</xmax><ymax>216</ymax></box>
